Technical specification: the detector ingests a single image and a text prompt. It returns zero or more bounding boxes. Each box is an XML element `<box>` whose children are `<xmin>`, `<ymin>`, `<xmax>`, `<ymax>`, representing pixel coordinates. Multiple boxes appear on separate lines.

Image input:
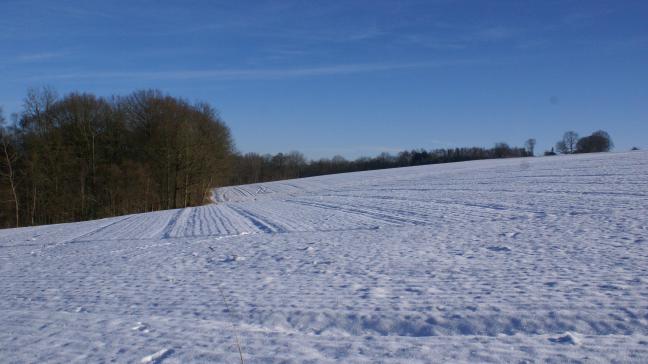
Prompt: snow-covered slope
<box><xmin>2</xmin><ymin>152</ymin><xmax>647</xmax><ymax>363</ymax></box>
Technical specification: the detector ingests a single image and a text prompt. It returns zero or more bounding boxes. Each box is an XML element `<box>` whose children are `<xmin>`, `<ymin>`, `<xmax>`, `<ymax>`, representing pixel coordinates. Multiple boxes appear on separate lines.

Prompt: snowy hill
<box><xmin>1</xmin><ymin>151</ymin><xmax>647</xmax><ymax>363</ymax></box>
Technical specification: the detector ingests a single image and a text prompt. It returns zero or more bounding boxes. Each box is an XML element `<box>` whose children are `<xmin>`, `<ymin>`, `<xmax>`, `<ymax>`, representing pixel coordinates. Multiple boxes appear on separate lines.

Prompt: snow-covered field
<box><xmin>1</xmin><ymin>151</ymin><xmax>647</xmax><ymax>363</ymax></box>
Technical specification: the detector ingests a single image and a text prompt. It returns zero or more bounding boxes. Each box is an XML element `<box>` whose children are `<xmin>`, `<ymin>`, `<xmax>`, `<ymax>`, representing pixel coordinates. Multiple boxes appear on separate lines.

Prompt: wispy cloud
<box><xmin>403</xmin><ymin>25</ymin><xmax>520</xmax><ymax>50</ymax></box>
<box><xmin>35</xmin><ymin>60</ymin><xmax>482</xmax><ymax>81</ymax></box>
<box><xmin>16</xmin><ymin>51</ymin><xmax>68</xmax><ymax>62</ymax></box>
<box><xmin>61</xmin><ymin>7</ymin><xmax>113</xmax><ymax>19</ymax></box>
<box><xmin>343</xmin><ymin>26</ymin><xmax>387</xmax><ymax>42</ymax></box>
<box><xmin>467</xmin><ymin>26</ymin><xmax>517</xmax><ymax>42</ymax></box>
<box><xmin>515</xmin><ymin>39</ymin><xmax>550</xmax><ymax>50</ymax></box>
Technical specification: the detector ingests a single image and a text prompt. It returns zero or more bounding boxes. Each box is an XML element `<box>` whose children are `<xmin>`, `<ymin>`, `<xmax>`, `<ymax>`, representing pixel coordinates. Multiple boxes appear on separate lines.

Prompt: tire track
<box><xmin>228</xmin><ymin>205</ymin><xmax>287</xmax><ymax>234</ymax></box>
<box><xmin>285</xmin><ymin>199</ymin><xmax>429</xmax><ymax>226</ymax></box>
<box><xmin>63</xmin><ymin>215</ymin><xmax>135</xmax><ymax>244</ymax></box>
<box><xmin>160</xmin><ymin>208</ymin><xmax>187</xmax><ymax>239</ymax></box>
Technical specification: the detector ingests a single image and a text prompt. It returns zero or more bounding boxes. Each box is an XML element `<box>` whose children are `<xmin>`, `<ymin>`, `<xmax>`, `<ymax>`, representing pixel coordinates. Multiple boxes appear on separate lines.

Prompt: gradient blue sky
<box><xmin>1</xmin><ymin>0</ymin><xmax>647</xmax><ymax>158</ymax></box>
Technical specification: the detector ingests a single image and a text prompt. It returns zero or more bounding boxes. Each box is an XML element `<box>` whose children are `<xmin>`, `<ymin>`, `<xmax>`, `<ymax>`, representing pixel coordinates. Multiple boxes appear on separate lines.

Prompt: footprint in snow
<box><xmin>220</xmin><ymin>255</ymin><xmax>245</xmax><ymax>262</ymax></box>
<box><xmin>312</xmin><ymin>260</ymin><xmax>331</xmax><ymax>266</ymax></box>
<box><xmin>548</xmin><ymin>332</ymin><xmax>580</xmax><ymax>345</ymax></box>
<box><xmin>487</xmin><ymin>246</ymin><xmax>511</xmax><ymax>252</ymax></box>
<box><xmin>140</xmin><ymin>348</ymin><xmax>174</xmax><ymax>363</ymax></box>
<box><xmin>132</xmin><ymin>322</ymin><xmax>150</xmax><ymax>333</ymax></box>
<box><xmin>598</xmin><ymin>283</ymin><xmax>623</xmax><ymax>291</ymax></box>
<box><xmin>405</xmin><ymin>287</ymin><xmax>423</xmax><ymax>295</ymax></box>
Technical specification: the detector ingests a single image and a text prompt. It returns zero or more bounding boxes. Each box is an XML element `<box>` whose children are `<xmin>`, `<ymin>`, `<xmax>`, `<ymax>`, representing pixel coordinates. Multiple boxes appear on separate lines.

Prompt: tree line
<box><xmin>0</xmin><ymin>88</ymin><xmax>617</xmax><ymax>228</ymax></box>
<box><xmin>0</xmin><ymin>88</ymin><xmax>233</xmax><ymax>228</ymax></box>
<box><xmin>544</xmin><ymin>130</ymin><xmax>614</xmax><ymax>155</ymax></box>
<box><xmin>229</xmin><ymin>142</ymin><xmax>535</xmax><ymax>185</ymax></box>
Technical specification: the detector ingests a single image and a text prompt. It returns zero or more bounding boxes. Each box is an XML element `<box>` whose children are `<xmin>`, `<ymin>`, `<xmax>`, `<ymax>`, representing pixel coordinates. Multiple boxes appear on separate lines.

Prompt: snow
<box><xmin>140</xmin><ymin>348</ymin><xmax>174</xmax><ymax>363</ymax></box>
<box><xmin>1</xmin><ymin>151</ymin><xmax>648</xmax><ymax>363</ymax></box>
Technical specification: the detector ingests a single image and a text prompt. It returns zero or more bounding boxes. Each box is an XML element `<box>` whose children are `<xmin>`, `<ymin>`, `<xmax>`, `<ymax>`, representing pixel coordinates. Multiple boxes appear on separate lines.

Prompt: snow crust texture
<box><xmin>1</xmin><ymin>151</ymin><xmax>648</xmax><ymax>363</ymax></box>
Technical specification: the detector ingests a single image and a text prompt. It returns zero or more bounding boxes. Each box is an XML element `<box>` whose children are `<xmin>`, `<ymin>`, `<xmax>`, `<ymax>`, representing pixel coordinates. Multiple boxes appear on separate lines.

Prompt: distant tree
<box><xmin>396</xmin><ymin>151</ymin><xmax>411</xmax><ymax>166</ymax></box>
<box><xmin>331</xmin><ymin>155</ymin><xmax>348</xmax><ymax>171</ymax></box>
<box><xmin>410</xmin><ymin>149</ymin><xmax>430</xmax><ymax>165</ymax></box>
<box><xmin>564</xmin><ymin>131</ymin><xmax>579</xmax><ymax>153</ymax></box>
<box><xmin>493</xmin><ymin>142</ymin><xmax>512</xmax><ymax>158</ymax></box>
<box><xmin>524</xmin><ymin>138</ymin><xmax>536</xmax><ymax>156</ymax></box>
<box><xmin>556</xmin><ymin>131</ymin><xmax>578</xmax><ymax>154</ymax></box>
<box><xmin>576</xmin><ymin>130</ymin><xmax>613</xmax><ymax>153</ymax></box>
<box><xmin>229</xmin><ymin>143</ymin><xmax>535</xmax><ymax>188</ymax></box>
<box><xmin>285</xmin><ymin>151</ymin><xmax>307</xmax><ymax>178</ymax></box>
<box><xmin>592</xmin><ymin>130</ymin><xmax>614</xmax><ymax>150</ymax></box>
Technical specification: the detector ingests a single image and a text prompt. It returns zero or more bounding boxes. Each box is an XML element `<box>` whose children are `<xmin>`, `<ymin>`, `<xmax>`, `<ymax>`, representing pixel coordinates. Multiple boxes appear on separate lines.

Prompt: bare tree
<box><xmin>557</xmin><ymin>131</ymin><xmax>579</xmax><ymax>154</ymax></box>
<box><xmin>524</xmin><ymin>138</ymin><xmax>536</xmax><ymax>156</ymax></box>
<box><xmin>22</xmin><ymin>86</ymin><xmax>58</xmax><ymax>131</ymax></box>
<box><xmin>0</xmin><ymin>109</ymin><xmax>20</xmax><ymax>227</ymax></box>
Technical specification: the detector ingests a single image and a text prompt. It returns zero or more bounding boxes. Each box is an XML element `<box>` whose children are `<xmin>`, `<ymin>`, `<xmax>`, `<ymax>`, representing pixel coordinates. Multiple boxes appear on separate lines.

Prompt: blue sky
<box><xmin>1</xmin><ymin>0</ymin><xmax>647</xmax><ymax>158</ymax></box>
